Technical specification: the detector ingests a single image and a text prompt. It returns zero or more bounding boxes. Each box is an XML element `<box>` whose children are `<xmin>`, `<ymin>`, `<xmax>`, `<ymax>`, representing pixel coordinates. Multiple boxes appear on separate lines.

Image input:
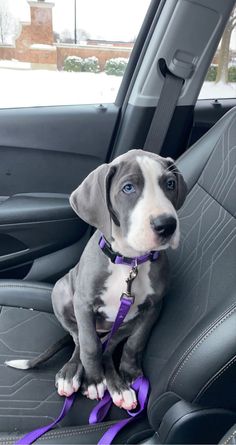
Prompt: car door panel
<box><xmin>0</xmin><ymin>104</ymin><xmax>120</xmax><ymax>280</ymax></box>
<box><xmin>0</xmin><ymin>193</ymin><xmax>87</xmax><ymax>280</ymax></box>
<box><xmin>0</xmin><ymin>105</ymin><xmax>119</xmax><ymax>196</ymax></box>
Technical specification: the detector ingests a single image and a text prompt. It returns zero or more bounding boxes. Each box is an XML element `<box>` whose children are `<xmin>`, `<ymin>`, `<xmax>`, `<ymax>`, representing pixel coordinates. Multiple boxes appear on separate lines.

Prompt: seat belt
<box><xmin>143</xmin><ymin>56</ymin><xmax>195</xmax><ymax>154</ymax></box>
<box><xmin>144</xmin><ymin>72</ymin><xmax>184</xmax><ymax>153</ymax></box>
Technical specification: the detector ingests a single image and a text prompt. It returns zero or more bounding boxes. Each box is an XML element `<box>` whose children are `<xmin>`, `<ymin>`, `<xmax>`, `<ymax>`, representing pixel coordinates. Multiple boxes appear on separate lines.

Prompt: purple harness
<box><xmin>16</xmin><ymin>236</ymin><xmax>159</xmax><ymax>445</ymax></box>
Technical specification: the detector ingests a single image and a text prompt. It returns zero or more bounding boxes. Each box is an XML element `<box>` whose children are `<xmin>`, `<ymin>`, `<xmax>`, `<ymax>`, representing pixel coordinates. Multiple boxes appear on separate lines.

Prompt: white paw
<box><xmin>112</xmin><ymin>388</ymin><xmax>137</xmax><ymax>410</ymax></box>
<box><xmin>72</xmin><ymin>375</ymin><xmax>80</xmax><ymax>392</ymax></box>
<box><xmin>56</xmin><ymin>377</ymin><xmax>80</xmax><ymax>397</ymax></box>
<box><xmin>83</xmin><ymin>380</ymin><xmax>107</xmax><ymax>400</ymax></box>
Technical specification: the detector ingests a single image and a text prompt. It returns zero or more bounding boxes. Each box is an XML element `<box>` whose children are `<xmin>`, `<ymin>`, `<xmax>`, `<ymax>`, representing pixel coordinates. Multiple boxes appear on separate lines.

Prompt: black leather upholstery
<box><xmin>0</xmin><ymin>419</ymin><xmax>152</xmax><ymax>444</ymax></box>
<box><xmin>0</xmin><ymin>282</ymin><xmax>150</xmax><ymax>443</ymax></box>
<box><xmin>0</xmin><ymin>280</ymin><xmax>53</xmax><ymax>312</ymax></box>
<box><xmin>145</xmin><ymin>107</ymin><xmax>236</xmax><ymax>429</ymax></box>
<box><xmin>0</xmin><ymin>108</ymin><xmax>235</xmax><ymax>443</ymax></box>
<box><xmin>0</xmin><ymin>424</ymin><xmax>115</xmax><ymax>445</ymax></box>
<box><xmin>219</xmin><ymin>424</ymin><xmax>236</xmax><ymax>445</ymax></box>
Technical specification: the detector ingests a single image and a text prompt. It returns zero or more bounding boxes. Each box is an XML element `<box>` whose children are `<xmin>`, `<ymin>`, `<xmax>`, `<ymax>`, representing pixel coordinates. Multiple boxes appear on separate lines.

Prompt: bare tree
<box><xmin>76</xmin><ymin>28</ymin><xmax>90</xmax><ymax>43</ymax></box>
<box><xmin>0</xmin><ymin>0</ymin><xmax>19</xmax><ymax>44</ymax></box>
<box><xmin>60</xmin><ymin>28</ymin><xmax>74</xmax><ymax>44</ymax></box>
<box><xmin>216</xmin><ymin>6</ymin><xmax>236</xmax><ymax>83</ymax></box>
<box><xmin>53</xmin><ymin>31</ymin><xmax>60</xmax><ymax>43</ymax></box>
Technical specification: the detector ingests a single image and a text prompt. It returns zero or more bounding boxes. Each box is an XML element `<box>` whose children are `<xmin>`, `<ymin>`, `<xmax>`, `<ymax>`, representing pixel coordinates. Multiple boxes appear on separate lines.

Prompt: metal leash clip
<box><xmin>122</xmin><ymin>259</ymin><xmax>139</xmax><ymax>301</ymax></box>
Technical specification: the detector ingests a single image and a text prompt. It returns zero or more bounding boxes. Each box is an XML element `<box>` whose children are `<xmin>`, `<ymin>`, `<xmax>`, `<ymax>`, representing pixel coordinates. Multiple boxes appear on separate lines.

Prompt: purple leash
<box><xmin>15</xmin><ymin>394</ymin><xmax>75</xmax><ymax>445</ymax></box>
<box><xmin>15</xmin><ymin>246</ymin><xmax>154</xmax><ymax>445</ymax></box>
<box><xmin>89</xmin><ymin>376</ymin><xmax>149</xmax><ymax>445</ymax></box>
<box><xmin>89</xmin><ymin>293</ymin><xmax>150</xmax><ymax>445</ymax></box>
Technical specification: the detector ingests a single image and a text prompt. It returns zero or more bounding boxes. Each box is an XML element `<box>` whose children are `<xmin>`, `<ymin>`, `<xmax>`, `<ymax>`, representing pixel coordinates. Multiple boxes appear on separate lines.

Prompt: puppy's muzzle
<box><xmin>150</xmin><ymin>215</ymin><xmax>177</xmax><ymax>239</ymax></box>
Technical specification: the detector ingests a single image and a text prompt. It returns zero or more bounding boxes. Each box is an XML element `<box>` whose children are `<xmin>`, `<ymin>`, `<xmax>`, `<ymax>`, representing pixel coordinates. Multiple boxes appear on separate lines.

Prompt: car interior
<box><xmin>0</xmin><ymin>0</ymin><xmax>236</xmax><ymax>443</ymax></box>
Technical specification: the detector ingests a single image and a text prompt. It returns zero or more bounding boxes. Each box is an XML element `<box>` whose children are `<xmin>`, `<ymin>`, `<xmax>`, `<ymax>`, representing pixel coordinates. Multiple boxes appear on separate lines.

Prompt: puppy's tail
<box><xmin>5</xmin><ymin>334</ymin><xmax>72</xmax><ymax>370</ymax></box>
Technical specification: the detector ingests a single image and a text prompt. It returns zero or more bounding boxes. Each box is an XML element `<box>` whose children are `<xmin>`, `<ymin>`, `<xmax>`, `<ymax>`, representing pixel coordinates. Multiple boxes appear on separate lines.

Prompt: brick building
<box><xmin>0</xmin><ymin>0</ymin><xmax>133</xmax><ymax>70</ymax></box>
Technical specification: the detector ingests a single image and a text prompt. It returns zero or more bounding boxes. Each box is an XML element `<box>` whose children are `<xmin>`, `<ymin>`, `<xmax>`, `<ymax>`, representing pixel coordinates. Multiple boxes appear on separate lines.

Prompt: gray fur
<box><xmin>70</xmin><ymin>164</ymin><xmax>113</xmax><ymax>242</ymax></box>
<box><xmin>108</xmin><ymin>160</ymin><xmax>145</xmax><ymax>239</ymax></box>
<box><xmin>6</xmin><ymin>150</ymin><xmax>187</xmax><ymax>406</ymax></box>
<box><xmin>159</xmin><ymin>158</ymin><xmax>188</xmax><ymax>210</ymax></box>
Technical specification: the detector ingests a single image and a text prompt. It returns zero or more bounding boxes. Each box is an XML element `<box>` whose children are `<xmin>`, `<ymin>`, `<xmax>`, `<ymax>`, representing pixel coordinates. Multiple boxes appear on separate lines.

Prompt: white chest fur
<box><xmin>98</xmin><ymin>262</ymin><xmax>154</xmax><ymax>322</ymax></box>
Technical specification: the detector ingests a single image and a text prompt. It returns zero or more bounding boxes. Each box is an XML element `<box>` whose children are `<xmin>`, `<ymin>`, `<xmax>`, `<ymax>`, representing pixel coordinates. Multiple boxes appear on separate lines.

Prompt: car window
<box><xmin>0</xmin><ymin>0</ymin><xmax>151</xmax><ymax>108</ymax></box>
<box><xmin>199</xmin><ymin>6</ymin><xmax>236</xmax><ymax>100</ymax></box>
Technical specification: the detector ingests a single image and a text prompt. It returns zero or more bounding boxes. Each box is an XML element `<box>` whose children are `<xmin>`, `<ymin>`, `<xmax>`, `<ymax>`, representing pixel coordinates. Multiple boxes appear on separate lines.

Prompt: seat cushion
<box><xmin>219</xmin><ymin>424</ymin><xmax>236</xmax><ymax>445</ymax></box>
<box><xmin>0</xmin><ymin>280</ymin><xmax>53</xmax><ymax>312</ymax></box>
<box><xmin>144</xmin><ymin>107</ymin><xmax>236</xmax><ymax>429</ymax></box>
<box><xmin>0</xmin><ymin>419</ymin><xmax>152</xmax><ymax>444</ymax></box>
<box><xmin>0</xmin><ymin>280</ymin><xmax>152</xmax><ymax>443</ymax></box>
<box><xmin>0</xmin><ymin>424</ymin><xmax>116</xmax><ymax>445</ymax></box>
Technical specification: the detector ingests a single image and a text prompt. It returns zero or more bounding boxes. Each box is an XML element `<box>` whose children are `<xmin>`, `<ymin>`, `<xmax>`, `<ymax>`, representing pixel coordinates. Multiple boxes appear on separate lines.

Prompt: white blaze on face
<box><xmin>126</xmin><ymin>156</ymin><xmax>180</xmax><ymax>252</ymax></box>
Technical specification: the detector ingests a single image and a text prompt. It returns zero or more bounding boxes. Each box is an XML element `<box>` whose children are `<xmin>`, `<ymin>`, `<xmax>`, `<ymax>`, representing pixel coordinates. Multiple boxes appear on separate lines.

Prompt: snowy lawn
<box><xmin>199</xmin><ymin>81</ymin><xmax>236</xmax><ymax>99</ymax></box>
<box><xmin>0</xmin><ymin>62</ymin><xmax>235</xmax><ymax>108</ymax></box>
<box><xmin>0</xmin><ymin>66</ymin><xmax>123</xmax><ymax>108</ymax></box>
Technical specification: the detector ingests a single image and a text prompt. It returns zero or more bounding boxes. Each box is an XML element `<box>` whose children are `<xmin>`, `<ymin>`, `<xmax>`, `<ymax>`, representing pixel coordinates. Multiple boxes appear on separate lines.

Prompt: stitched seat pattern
<box><xmin>219</xmin><ymin>424</ymin><xmax>236</xmax><ymax>445</ymax></box>
<box><xmin>145</xmin><ymin>109</ymin><xmax>236</xmax><ymax>425</ymax></box>
<box><xmin>0</xmin><ymin>305</ymin><xmax>129</xmax><ymax>433</ymax></box>
<box><xmin>0</xmin><ymin>306</ymin><xmax>68</xmax><ymax>432</ymax></box>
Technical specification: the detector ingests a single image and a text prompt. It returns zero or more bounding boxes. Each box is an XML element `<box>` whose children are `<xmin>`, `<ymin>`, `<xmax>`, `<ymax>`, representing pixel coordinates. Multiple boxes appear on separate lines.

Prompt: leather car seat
<box><xmin>0</xmin><ymin>107</ymin><xmax>235</xmax><ymax>444</ymax></box>
<box><xmin>219</xmin><ymin>424</ymin><xmax>236</xmax><ymax>445</ymax></box>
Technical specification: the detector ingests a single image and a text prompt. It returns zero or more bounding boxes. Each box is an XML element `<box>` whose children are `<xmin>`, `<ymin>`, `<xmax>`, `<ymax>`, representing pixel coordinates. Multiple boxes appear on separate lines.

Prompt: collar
<box><xmin>98</xmin><ymin>235</ymin><xmax>159</xmax><ymax>266</ymax></box>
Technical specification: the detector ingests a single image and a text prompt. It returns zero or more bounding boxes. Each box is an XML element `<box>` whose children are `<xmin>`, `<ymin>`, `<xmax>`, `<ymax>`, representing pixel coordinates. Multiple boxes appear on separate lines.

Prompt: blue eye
<box><xmin>122</xmin><ymin>183</ymin><xmax>135</xmax><ymax>194</ymax></box>
<box><xmin>166</xmin><ymin>178</ymin><xmax>176</xmax><ymax>191</ymax></box>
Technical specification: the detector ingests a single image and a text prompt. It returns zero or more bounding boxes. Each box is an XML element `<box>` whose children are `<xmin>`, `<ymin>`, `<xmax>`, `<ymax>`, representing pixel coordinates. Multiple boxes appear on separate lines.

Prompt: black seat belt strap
<box><xmin>144</xmin><ymin>72</ymin><xmax>184</xmax><ymax>154</ymax></box>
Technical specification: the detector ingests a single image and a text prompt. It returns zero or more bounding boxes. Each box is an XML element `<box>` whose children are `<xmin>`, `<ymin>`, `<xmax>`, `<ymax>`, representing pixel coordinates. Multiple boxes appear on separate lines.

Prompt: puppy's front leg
<box><xmin>103</xmin><ymin>320</ymin><xmax>139</xmax><ymax>410</ymax></box>
<box><xmin>119</xmin><ymin>300</ymin><xmax>162</xmax><ymax>385</ymax></box>
<box><xmin>55</xmin><ymin>344</ymin><xmax>83</xmax><ymax>397</ymax></box>
<box><xmin>102</xmin><ymin>302</ymin><xmax>161</xmax><ymax>410</ymax></box>
<box><xmin>76</xmin><ymin>305</ymin><xmax>106</xmax><ymax>400</ymax></box>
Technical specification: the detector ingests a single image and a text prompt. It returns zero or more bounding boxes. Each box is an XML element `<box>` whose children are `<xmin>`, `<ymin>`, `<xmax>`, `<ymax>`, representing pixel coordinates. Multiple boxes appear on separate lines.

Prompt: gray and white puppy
<box><xmin>6</xmin><ymin>149</ymin><xmax>187</xmax><ymax>411</ymax></box>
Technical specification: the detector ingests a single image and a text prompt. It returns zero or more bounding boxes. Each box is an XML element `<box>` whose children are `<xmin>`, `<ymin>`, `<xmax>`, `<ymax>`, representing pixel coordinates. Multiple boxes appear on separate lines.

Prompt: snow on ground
<box><xmin>30</xmin><ymin>44</ymin><xmax>56</xmax><ymax>51</ymax></box>
<box><xmin>0</xmin><ymin>62</ymin><xmax>235</xmax><ymax>109</ymax></box>
<box><xmin>0</xmin><ymin>66</ymin><xmax>123</xmax><ymax>108</ymax></box>
<box><xmin>0</xmin><ymin>60</ymin><xmax>32</xmax><ymax>70</ymax></box>
<box><xmin>199</xmin><ymin>81</ymin><xmax>236</xmax><ymax>99</ymax></box>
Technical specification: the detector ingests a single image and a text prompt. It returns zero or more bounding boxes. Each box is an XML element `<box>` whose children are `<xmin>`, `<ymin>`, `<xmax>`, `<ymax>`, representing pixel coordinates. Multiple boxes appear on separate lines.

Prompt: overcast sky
<box><xmin>5</xmin><ymin>0</ymin><xmax>236</xmax><ymax>48</ymax></box>
<box><xmin>8</xmin><ymin>0</ymin><xmax>151</xmax><ymax>41</ymax></box>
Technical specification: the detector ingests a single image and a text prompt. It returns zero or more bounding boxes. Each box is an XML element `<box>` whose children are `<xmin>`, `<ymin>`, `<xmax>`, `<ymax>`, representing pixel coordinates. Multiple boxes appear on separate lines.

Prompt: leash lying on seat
<box><xmin>16</xmin><ymin>237</ymin><xmax>159</xmax><ymax>445</ymax></box>
<box><xmin>90</xmin><ymin>376</ymin><xmax>149</xmax><ymax>445</ymax></box>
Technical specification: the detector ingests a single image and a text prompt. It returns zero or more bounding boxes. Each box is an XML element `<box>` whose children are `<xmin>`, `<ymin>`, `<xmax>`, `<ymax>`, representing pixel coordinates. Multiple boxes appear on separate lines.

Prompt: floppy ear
<box><xmin>166</xmin><ymin>157</ymin><xmax>188</xmax><ymax>210</ymax></box>
<box><xmin>70</xmin><ymin>163</ymin><xmax>116</xmax><ymax>241</ymax></box>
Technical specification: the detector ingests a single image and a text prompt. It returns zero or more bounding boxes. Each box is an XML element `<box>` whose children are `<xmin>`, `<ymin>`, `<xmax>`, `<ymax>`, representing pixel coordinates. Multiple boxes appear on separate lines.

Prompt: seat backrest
<box><xmin>144</xmin><ymin>107</ymin><xmax>236</xmax><ymax>430</ymax></box>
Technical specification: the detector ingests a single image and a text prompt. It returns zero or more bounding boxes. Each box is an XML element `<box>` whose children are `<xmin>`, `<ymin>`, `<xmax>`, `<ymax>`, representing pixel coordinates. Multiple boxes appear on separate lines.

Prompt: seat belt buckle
<box><xmin>167</xmin><ymin>50</ymin><xmax>196</xmax><ymax>79</ymax></box>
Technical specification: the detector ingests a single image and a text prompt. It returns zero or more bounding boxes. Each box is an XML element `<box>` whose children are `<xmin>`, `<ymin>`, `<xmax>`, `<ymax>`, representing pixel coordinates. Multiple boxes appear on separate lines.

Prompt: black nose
<box><xmin>151</xmin><ymin>215</ymin><xmax>177</xmax><ymax>238</ymax></box>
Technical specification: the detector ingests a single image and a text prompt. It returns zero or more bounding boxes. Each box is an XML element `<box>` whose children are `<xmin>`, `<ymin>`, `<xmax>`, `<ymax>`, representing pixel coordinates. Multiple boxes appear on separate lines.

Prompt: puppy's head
<box><xmin>70</xmin><ymin>150</ymin><xmax>187</xmax><ymax>253</ymax></box>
